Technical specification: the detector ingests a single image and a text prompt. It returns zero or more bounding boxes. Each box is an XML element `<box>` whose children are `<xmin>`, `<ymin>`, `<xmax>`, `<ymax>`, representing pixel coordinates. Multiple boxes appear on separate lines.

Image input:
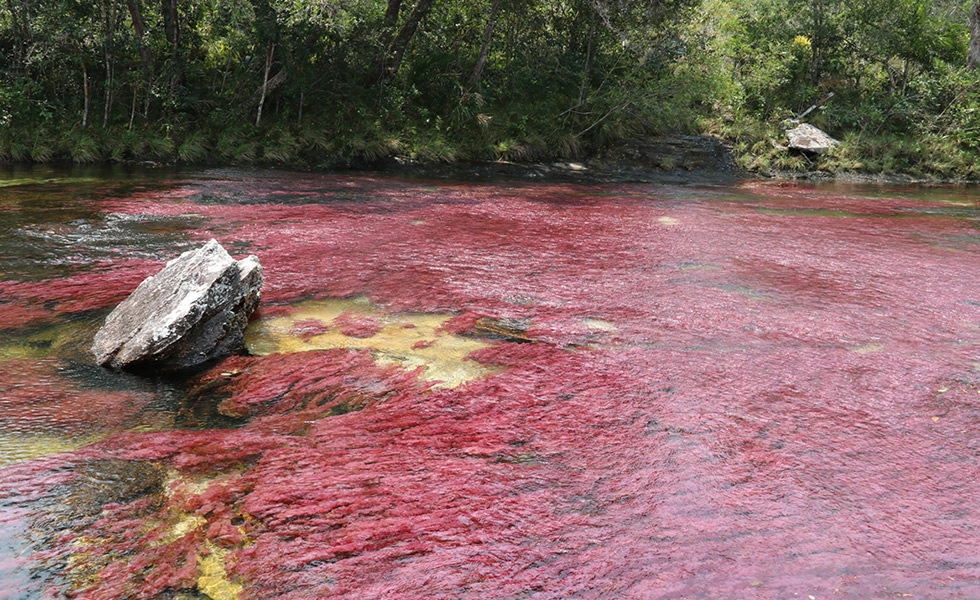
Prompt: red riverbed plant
<box><xmin>1</xmin><ymin>174</ymin><xmax>978</xmax><ymax>599</ymax></box>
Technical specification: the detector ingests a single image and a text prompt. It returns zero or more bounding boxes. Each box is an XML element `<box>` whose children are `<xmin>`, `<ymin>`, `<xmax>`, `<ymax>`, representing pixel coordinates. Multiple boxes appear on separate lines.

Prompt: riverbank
<box><xmin>6</xmin><ymin>131</ymin><xmax>978</xmax><ymax>187</ymax></box>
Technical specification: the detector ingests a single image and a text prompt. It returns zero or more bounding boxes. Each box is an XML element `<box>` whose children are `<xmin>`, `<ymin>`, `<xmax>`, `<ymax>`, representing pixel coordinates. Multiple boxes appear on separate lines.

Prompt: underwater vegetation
<box><xmin>0</xmin><ymin>171</ymin><xmax>978</xmax><ymax>599</ymax></box>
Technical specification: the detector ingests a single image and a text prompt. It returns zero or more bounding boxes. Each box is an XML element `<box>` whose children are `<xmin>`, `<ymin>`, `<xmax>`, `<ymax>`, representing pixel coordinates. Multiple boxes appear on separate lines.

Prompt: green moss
<box><xmin>0</xmin><ymin>321</ymin><xmax>93</xmax><ymax>360</ymax></box>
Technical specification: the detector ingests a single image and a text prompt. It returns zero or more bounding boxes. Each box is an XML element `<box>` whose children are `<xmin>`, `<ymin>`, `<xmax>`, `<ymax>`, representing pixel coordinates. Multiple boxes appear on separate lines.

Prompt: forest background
<box><xmin>2</xmin><ymin>0</ymin><xmax>980</xmax><ymax>178</ymax></box>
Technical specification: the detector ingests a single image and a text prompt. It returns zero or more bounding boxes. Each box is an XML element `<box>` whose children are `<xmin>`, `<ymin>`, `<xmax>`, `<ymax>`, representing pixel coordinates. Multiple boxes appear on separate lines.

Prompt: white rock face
<box><xmin>786</xmin><ymin>123</ymin><xmax>840</xmax><ymax>154</ymax></box>
<box><xmin>92</xmin><ymin>239</ymin><xmax>263</xmax><ymax>370</ymax></box>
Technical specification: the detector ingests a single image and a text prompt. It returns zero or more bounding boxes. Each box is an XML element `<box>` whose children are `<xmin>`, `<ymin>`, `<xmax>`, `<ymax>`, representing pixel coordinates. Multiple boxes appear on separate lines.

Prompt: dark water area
<box><xmin>0</xmin><ymin>166</ymin><xmax>978</xmax><ymax>599</ymax></box>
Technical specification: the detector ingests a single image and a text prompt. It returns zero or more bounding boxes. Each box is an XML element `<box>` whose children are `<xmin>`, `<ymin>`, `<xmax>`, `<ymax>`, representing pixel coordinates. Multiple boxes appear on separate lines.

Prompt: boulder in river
<box><xmin>785</xmin><ymin>123</ymin><xmax>840</xmax><ymax>154</ymax></box>
<box><xmin>92</xmin><ymin>239</ymin><xmax>263</xmax><ymax>371</ymax></box>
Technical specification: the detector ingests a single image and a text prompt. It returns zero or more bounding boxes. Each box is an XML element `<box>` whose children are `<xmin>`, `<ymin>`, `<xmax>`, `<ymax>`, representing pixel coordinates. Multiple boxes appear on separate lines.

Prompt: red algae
<box><xmin>0</xmin><ymin>258</ymin><xmax>161</xmax><ymax>314</ymax></box>
<box><xmin>1</xmin><ymin>171</ymin><xmax>979</xmax><ymax>599</ymax></box>
<box><xmin>0</xmin><ymin>359</ymin><xmax>153</xmax><ymax>436</ymax></box>
<box><xmin>331</xmin><ymin>311</ymin><xmax>384</xmax><ymax>338</ymax></box>
<box><xmin>0</xmin><ymin>300</ymin><xmax>55</xmax><ymax>330</ymax></box>
<box><xmin>289</xmin><ymin>318</ymin><xmax>330</xmax><ymax>341</ymax></box>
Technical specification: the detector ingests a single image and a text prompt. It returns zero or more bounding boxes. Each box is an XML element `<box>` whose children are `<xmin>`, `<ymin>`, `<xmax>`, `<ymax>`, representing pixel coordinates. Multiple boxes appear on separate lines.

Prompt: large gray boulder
<box><xmin>92</xmin><ymin>239</ymin><xmax>263</xmax><ymax>371</ymax></box>
<box><xmin>786</xmin><ymin>123</ymin><xmax>840</xmax><ymax>154</ymax></box>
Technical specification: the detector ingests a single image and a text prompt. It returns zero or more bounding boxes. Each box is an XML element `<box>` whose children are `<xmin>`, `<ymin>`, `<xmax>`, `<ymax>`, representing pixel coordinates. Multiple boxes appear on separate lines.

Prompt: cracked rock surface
<box><xmin>92</xmin><ymin>239</ymin><xmax>263</xmax><ymax>371</ymax></box>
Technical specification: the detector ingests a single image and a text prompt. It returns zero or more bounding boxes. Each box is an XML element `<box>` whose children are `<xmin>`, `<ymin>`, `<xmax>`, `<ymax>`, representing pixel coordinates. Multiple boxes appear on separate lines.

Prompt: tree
<box><xmin>970</xmin><ymin>3</ymin><xmax>980</xmax><ymax>67</ymax></box>
<box><xmin>368</xmin><ymin>0</ymin><xmax>436</xmax><ymax>85</ymax></box>
<box><xmin>461</xmin><ymin>0</ymin><xmax>503</xmax><ymax>96</ymax></box>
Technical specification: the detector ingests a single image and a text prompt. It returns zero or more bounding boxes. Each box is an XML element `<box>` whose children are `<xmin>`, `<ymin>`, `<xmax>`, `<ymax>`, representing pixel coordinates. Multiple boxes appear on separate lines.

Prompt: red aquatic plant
<box><xmin>2</xmin><ymin>173</ymin><xmax>979</xmax><ymax>599</ymax></box>
<box><xmin>0</xmin><ymin>300</ymin><xmax>55</xmax><ymax>330</ymax></box>
<box><xmin>289</xmin><ymin>318</ymin><xmax>329</xmax><ymax>341</ymax></box>
<box><xmin>0</xmin><ymin>258</ymin><xmax>161</xmax><ymax>315</ymax></box>
<box><xmin>331</xmin><ymin>311</ymin><xmax>383</xmax><ymax>338</ymax></box>
<box><xmin>0</xmin><ymin>359</ymin><xmax>153</xmax><ymax>435</ymax></box>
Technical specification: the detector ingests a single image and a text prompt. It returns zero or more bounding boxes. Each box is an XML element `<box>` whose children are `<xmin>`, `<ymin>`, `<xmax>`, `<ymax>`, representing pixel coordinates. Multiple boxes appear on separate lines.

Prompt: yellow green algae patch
<box><xmin>245</xmin><ymin>297</ymin><xmax>498</xmax><ymax>388</ymax></box>
<box><xmin>0</xmin><ymin>409</ymin><xmax>175</xmax><ymax>466</ymax></box>
<box><xmin>850</xmin><ymin>341</ymin><xmax>886</xmax><ymax>354</ymax></box>
<box><xmin>0</xmin><ymin>321</ymin><xmax>93</xmax><ymax>360</ymax></box>
<box><xmin>0</xmin><ymin>432</ymin><xmax>105</xmax><ymax>466</ymax></box>
<box><xmin>160</xmin><ymin>473</ymin><xmax>246</xmax><ymax>599</ymax></box>
<box><xmin>198</xmin><ymin>542</ymin><xmax>244</xmax><ymax>600</ymax></box>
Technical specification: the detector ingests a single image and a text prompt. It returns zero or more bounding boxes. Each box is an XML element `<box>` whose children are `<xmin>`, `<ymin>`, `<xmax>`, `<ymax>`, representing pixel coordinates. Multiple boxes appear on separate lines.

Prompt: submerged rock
<box><xmin>785</xmin><ymin>123</ymin><xmax>840</xmax><ymax>154</ymax></box>
<box><xmin>473</xmin><ymin>316</ymin><xmax>533</xmax><ymax>343</ymax></box>
<box><xmin>92</xmin><ymin>239</ymin><xmax>263</xmax><ymax>371</ymax></box>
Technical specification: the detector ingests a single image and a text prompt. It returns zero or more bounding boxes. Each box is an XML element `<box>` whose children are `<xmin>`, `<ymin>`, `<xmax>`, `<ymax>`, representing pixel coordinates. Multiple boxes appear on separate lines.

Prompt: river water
<box><xmin>0</xmin><ymin>166</ymin><xmax>978</xmax><ymax>599</ymax></box>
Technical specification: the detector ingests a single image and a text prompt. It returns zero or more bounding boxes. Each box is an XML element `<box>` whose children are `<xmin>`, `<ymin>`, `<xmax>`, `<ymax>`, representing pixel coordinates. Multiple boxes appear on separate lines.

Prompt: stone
<box><xmin>786</xmin><ymin>123</ymin><xmax>840</xmax><ymax>154</ymax></box>
<box><xmin>92</xmin><ymin>239</ymin><xmax>263</xmax><ymax>370</ymax></box>
<box><xmin>597</xmin><ymin>135</ymin><xmax>738</xmax><ymax>175</ymax></box>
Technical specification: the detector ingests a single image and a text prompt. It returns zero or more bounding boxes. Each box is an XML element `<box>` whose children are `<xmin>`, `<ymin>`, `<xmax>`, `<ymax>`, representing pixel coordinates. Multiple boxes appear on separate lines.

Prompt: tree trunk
<box><xmin>126</xmin><ymin>0</ymin><xmax>153</xmax><ymax>69</ymax></box>
<box><xmin>970</xmin><ymin>4</ymin><xmax>980</xmax><ymax>69</ymax></box>
<box><xmin>160</xmin><ymin>0</ymin><xmax>181</xmax><ymax>106</ymax></box>
<box><xmin>82</xmin><ymin>60</ymin><xmax>90</xmax><ymax>128</ymax></box>
<box><xmin>579</xmin><ymin>8</ymin><xmax>596</xmax><ymax>104</ymax></box>
<box><xmin>368</xmin><ymin>0</ymin><xmax>434</xmax><ymax>85</ymax></box>
<box><xmin>379</xmin><ymin>0</ymin><xmax>403</xmax><ymax>49</ymax></box>
<box><xmin>129</xmin><ymin>85</ymin><xmax>137</xmax><ymax>130</ymax></box>
<box><xmin>810</xmin><ymin>0</ymin><xmax>824</xmax><ymax>85</ymax></box>
<box><xmin>161</xmin><ymin>0</ymin><xmax>180</xmax><ymax>46</ymax></box>
<box><xmin>103</xmin><ymin>58</ymin><xmax>113</xmax><ymax>128</ymax></box>
<box><xmin>462</xmin><ymin>0</ymin><xmax>502</xmax><ymax>97</ymax></box>
<box><xmin>102</xmin><ymin>0</ymin><xmax>118</xmax><ymax>128</ymax></box>
<box><xmin>256</xmin><ymin>42</ymin><xmax>275</xmax><ymax>127</ymax></box>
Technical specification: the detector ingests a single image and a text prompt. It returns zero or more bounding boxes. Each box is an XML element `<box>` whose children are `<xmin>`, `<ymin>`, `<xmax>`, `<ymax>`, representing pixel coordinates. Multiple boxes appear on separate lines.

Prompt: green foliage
<box><xmin>692</xmin><ymin>0</ymin><xmax>980</xmax><ymax>178</ymax></box>
<box><xmin>262</xmin><ymin>128</ymin><xmax>300</xmax><ymax>163</ymax></box>
<box><xmin>65</xmin><ymin>131</ymin><xmax>102</xmax><ymax>164</ymax></box>
<box><xmin>177</xmin><ymin>131</ymin><xmax>211</xmax><ymax>163</ymax></box>
<box><xmin>9</xmin><ymin>140</ymin><xmax>29</xmax><ymax>163</ymax></box>
<box><xmin>0</xmin><ymin>0</ymin><xmax>977</xmax><ymax>176</ymax></box>
<box><xmin>30</xmin><ymin>135</ymin><xmax>55</xmax><ymax>163</ymax></box>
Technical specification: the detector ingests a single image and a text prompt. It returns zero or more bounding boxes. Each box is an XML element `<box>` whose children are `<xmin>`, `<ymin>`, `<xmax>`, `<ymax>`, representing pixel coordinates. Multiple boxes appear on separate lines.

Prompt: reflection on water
<box><xmin>0</xmin><ymin>166</ymin><xmax>979</xmax><ymax>599</ymax></box>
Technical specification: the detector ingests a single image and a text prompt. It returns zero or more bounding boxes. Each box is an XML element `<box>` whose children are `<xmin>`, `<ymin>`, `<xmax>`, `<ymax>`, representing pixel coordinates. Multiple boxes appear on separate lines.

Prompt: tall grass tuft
<box><xmin>116</xmin><ymin>128</ymin><xmax>147</xmax><ymax>160</ymax></box>
<box><xmin>10</xmin><ymin>141</ymin><xmax>29</xmax><ymax>162</ymax></box>
<box><xmin>495</xmin><ymin>135</ymin><xmax>547</xmax><ymax>162</ymax></box>
<box><xmin>217</xmin><ymin>125</ymin><xmax>258</xmax><ymax>162</ymax></box>
<box><xmin>144</xmin><ymin>132</ymin><xmax>174</xmax><ymax>160</ymax></box>
<box><xmin>0</xmin><ymin>131</ymin><xmax>11</xmax><ymax>162</ymax></box>
<box><xmin>30</xmin><ymin>135</ymin><xmax>55</xmax><ymax>162</ymax></box>
<box><xmin>233</xmin><ymin>141</ymin><xmax>259</xmax><ymax>163</ymax></box>
<box><xmin>66</xmin><ymin>131</ymin><xmax>101</xmax><ymax>163</ymax></box>
<box><xmin>262</xmin><ymin>128</ymin><xmax>300</xmax><ymax>163</ymax></box>
<box><xmin>554</xmin><ymin>133</ymin><xmax>582</xmax><ymax>159</ymax></box>
<box><xmin>177</xmin><ymin>131</ymin><xmax>211</xmax><ymax>163</ymax></box>
<box><xmin>298</xmin><ymin>128</ymin><xmax>332</xmax><ymax>154</ymax></box>
<box><xmin>359</xmin><ymin>137</ymin><xmax>401</xmax><ymax>163</ymax></box>
<box><xmin>412</xmin><ymin>137</ymin><xmax>456</xmax><ymax>163</ymax></box>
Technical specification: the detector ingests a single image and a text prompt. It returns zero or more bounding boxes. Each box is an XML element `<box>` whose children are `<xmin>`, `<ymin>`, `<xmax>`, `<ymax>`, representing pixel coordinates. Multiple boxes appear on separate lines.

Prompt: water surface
<box><xmin>1</xmin><ymin>166</ymin><xmax>978</xmax><ymax>599</ymax></box>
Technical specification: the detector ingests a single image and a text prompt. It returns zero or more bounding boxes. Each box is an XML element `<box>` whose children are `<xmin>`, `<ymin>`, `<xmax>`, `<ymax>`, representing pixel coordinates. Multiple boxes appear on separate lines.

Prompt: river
<box><xmin>0</xmin><ymin>166</ymin><xmax>978</xmax><ymax>599</ymax></box>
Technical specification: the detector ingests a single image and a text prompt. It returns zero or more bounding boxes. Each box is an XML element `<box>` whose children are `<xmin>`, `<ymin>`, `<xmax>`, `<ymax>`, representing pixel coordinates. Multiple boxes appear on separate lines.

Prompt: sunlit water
<box><xmin>0</xmin><ymin>166</ymin><xmax>978</xmax><ymax>599</ymax></box>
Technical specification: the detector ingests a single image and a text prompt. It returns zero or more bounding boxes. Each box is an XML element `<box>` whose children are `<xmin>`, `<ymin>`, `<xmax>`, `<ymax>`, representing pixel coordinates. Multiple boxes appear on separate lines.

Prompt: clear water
<box><xmin>1</xmin><ymin>166</ymin><xmax>978</xmax><ymax>599</ymax></box>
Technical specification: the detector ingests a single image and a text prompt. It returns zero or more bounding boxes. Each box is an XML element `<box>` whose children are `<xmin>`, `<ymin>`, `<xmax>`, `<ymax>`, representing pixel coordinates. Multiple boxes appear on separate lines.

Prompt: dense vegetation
<box><xmin>2</xmin><ymin>0</ymin><xmax>980</xmax><ymax>177</ymax></box>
